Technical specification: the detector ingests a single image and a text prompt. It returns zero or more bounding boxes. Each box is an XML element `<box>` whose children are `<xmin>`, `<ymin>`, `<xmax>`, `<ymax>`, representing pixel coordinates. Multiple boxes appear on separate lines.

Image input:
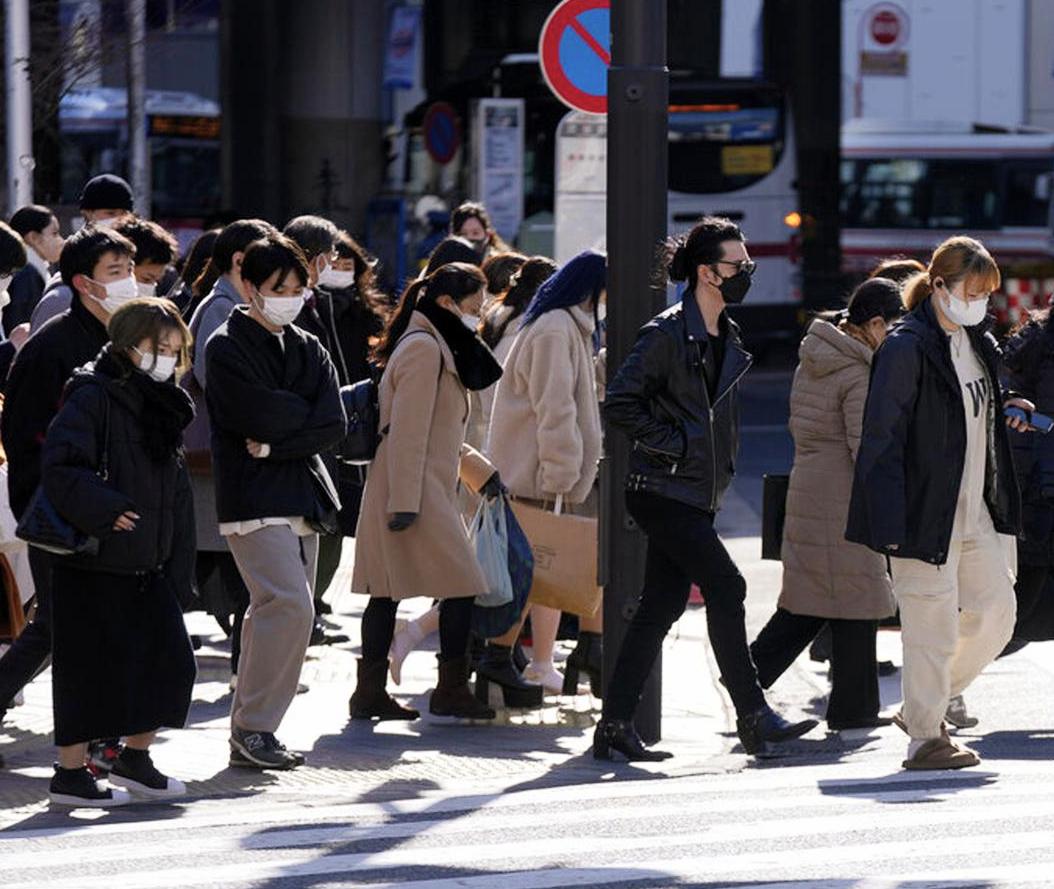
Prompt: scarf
<box><xmin>415</xmin><ymin>298</ymin><xmax>503</xmax><ymax>392</ymax></box>
<box><xmin>96</xmin><ymin>348</ymin><xmax>196</xmax><ymax>463</ymax></box>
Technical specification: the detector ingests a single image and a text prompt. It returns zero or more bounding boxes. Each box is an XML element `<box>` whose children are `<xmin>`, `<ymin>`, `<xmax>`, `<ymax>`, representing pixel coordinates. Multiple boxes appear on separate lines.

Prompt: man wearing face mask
<box><xmin>28</xmin><ymin>175</ymin><xmax>135</xmax><ymax>334</ymax></box>
<box><xmin>599</xmin><ymin>216</ymin><xmax>818</xmax><ymax>762</ymax></box>
<box><xmin>0</xmin><ymin>226</ymin><xmax>136</xmax><ymax>727</ymax></box>
<box><xmin>205</xmin><ymin>233</ymin><xmax>345</xmax><ymax>770</ymax></box>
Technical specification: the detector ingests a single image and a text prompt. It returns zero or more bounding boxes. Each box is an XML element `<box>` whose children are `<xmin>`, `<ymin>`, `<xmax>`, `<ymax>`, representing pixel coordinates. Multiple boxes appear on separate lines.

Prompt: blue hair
<box><xmin>522</xmin><ymin>250</ymin><xmax>606</xmax><ymax>326</ymax></box>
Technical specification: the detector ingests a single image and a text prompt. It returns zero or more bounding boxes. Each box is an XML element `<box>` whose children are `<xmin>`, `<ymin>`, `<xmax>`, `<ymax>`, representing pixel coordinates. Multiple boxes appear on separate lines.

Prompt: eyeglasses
<box><xmin>713</xmin><ymin>259</ymin><xmax>757</xmax><ymax>277</ymax></box>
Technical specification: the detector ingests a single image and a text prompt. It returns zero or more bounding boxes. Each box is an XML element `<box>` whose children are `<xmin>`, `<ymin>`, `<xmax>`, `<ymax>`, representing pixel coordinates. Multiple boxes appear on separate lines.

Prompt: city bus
<box><xmin>59</xmin><ymin>87</ymin><xmax>222</xmax><ymax>244</ymax></box>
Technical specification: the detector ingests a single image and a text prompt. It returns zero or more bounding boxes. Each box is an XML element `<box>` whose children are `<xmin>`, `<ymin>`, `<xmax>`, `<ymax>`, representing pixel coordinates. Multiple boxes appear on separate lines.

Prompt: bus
<box><xmin>59</xmin><ymin>87</ymin><xmax>222</xmax><ymax>243</ymax></box>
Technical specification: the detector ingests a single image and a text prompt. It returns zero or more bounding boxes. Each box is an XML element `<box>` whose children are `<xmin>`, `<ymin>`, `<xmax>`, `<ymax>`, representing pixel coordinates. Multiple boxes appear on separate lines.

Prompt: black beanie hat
<box><xmin>79</xmin><ymin>174</ymin><xmax>134</xmax><ymax>212</ymax></box>
<box><xmin>847</xmin><ymin>277</ymin><xmax>905</xmax><ymax>326</ymax></box>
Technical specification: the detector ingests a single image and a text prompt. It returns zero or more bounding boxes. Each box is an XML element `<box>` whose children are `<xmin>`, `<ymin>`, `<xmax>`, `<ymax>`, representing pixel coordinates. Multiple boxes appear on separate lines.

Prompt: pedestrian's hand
<box><xmin>9</xmin><ymin>323</ymin><xmax>29</xmax><ymax>351</ymax></box>
<box><xmin>388</xmin><ymin>512</ymin><xmax>417</xmax><ymax>531</ymax></box>
<box><xmin>246</xmin><ymin>439</ymin><xmax>268</xmax><ymax>458</ymax></box>
<box><xmin>1005</xmin><ymin>397</ymin><xmax>1036</xmax><ymax>431</ymax></box>
<box><xmin>113</xmin><ymin>511</ymin><xmax>140</xmax><ymax>532</ymax></box>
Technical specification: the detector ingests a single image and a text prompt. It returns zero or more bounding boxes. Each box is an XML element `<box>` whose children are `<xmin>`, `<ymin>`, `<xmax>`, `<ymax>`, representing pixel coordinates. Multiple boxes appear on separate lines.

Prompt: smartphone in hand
<box><xmin>1005</xmin><ymin>406</ymin><xmax>1054</xmax><ymax>433</ymax></box>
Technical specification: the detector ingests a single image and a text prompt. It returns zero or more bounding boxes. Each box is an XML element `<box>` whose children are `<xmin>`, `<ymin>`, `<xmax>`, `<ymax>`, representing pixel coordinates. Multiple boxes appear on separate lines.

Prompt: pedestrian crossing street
<box><xmin>3</xmin><ymin>756</ymin><xmax>1054</xmax><ymax>888</ymax></box>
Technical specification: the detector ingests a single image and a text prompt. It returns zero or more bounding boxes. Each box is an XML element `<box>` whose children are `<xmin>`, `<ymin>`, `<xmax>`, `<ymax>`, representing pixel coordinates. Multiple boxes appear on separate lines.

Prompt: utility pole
<box><xmin>127</xmin><ymin>0</ymin><xmax>150</xmax><ymax>218</ymax></box>
<box><xmin>602</xmin><ymin>0</ymin><xmax>669</xmax><ymax>743</ymax></box>
<box><xmin>4</xmin><ymin>0</ymin><xmax>34</xmax><ymax>214</ymax></box>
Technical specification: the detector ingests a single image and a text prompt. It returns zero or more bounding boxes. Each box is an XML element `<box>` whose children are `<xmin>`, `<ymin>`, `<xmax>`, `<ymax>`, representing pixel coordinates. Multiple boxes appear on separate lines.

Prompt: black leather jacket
<box><xmin>604</xmin><ymin>296</ymin><xmax>752</xmax><ymax>513</ymax></box>
<box><xmin>846</xmin><ymin>297</ymin><xmax>1021</xmax><ymax>565</ymax></box>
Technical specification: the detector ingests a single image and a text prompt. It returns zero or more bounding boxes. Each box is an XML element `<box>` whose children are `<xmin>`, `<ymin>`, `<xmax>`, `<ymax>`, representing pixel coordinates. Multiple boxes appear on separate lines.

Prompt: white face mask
<box><xmin>136</xmin><ymin>280</ymin><xmax>157</xmax><ymax>298</ymax></box>
<box><xmin>460</xmin><ymin>313</ymin><xmax>481</xmax><ymax>332</ymax></box>
<box><xmin>596</xmin><ymin>301</ymin><xmax>607</xmax><ymax>323</ymax></box>
<box><xmin>89</xmin><ymin>274</ymin><xmax>139</xmax><ymax>314</ymax></box>
<box><xmin>134</xmin><ymin>347</ymin><xmax>178</xmax><ymax>382</ymax></box>
<box><xmin>0</xmin><ymin>275</ymin><xmax>12</xmax><ymax>309</ymax></box>
<box><xmin>318</xmin><ymin>263</ymin><xmax>357</xmax><ymax>289</ymax></box>
<box><xmin>254</xmin><ymin>290</ymin><xmax>303</xmax><ymax>327</ymax></box>
<box><xmin>91</xmin><ymin>216</ymin><xmax>119</xmax><ymax>230</ymax></box>
<box><xmin>941</xmin><ymin>285</ymin><xmax>989</xmax><ymax>328</ymax></box>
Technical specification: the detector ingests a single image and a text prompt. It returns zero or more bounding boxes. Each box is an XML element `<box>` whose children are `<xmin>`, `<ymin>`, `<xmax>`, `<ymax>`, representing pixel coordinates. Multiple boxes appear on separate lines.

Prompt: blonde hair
<box><xmin>903</xmin><ymin>236</ymin><xmax>1001</xmax><ymax>312</ymax></box>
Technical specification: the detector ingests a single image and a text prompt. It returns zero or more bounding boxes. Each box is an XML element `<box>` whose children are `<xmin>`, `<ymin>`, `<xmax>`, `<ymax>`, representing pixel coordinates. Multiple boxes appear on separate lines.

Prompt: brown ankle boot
<box><xmin>349</xmin><ymin>658</ymin><xmax>419</xmax><ymax>720</ymax></box>
<box><xmin>429</xmin><ymin>656</ymin><xmax>496</xmax><ymax>719</ymax></box>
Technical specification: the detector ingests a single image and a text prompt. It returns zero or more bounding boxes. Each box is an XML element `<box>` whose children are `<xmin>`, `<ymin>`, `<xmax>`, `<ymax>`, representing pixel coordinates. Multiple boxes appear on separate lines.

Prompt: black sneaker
<box><xmin>229</xmin><ymin>727</ymin><xmax>302</xmax><ymax>770</ymax></box>
<box><xmin>87</xmin><ymin>738</ymin><xmax>123</xmax><ymax>776</ymax></box>
<box><xmin>49</xmin><ymin>765</ymin><xmax>131</xmax><ymax>807</ymax></box>
<box><xmin>109</xmin><ymin>748</ymin><xmax>187</xmax><ymax>799</ymax></box>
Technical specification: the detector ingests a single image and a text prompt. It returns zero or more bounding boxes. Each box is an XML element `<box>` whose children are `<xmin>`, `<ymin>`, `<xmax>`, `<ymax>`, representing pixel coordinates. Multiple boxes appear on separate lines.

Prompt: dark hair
<box><xmin>59</xmin><ymin>226</ymin><xmax>136</xmax><ymax>290</ymax></box>
<box><xmin>334</xmin><ymin>229</ymin><xmax>388</xmax><ymax>317</ymax></box>
<box><xmin>451</xmin><ymin>202</ymin><xmax>491</xmax><ymax>237</ymax></box>
<box><xmin>283</xmin><ymin>214</ymin><xmax>339</xmax><ymax>262</ymax></box>
<box><xmin>108</xmin><ymin>297</ymin><xmax>193</xmax><ymax>377</ymax></box>
<box><xmin>868</xmin><ymin>256</ymin><xmax>926</xmax><ymax>287</ymax></box>
<box><xmin>210</xmin><ymin>218</ymin><xmax>276</xmax><ymax>276</ymax></box>
<box><xmin>846</xmin><ymin>277</ymin><xmax>905</xmax><ymax>326</ymax></box>
<box><xmin>0</xmin><ymin>220</ymin><xmax>27</xmax><ymax>276</ymax></box>
<box><xmin>481</xmin><ymin>255</ymin><xmax>557</xmax><ymax>348</ymax></box>
<box><xmin>114</xmin><ymin>217</ymin><xmax>179</xmax><ymax>267</ymax></box>
<box><xmin>522</xmin><ymin>250</ymin><xmax>605</xmax><ymax>326</ymax></box>
<box><xmin>425</xmin><ymin>236</ymin><xmax>482</xmax><ymax>274</ymax></box>
<box><xmin>240</xmin><ymin>233</ymin><xmax>310</xmax><ymax>292</ymax></box>
<box><xmin>183</xmin><ymin>229</ymin><xmax>221</xmax><ymax>299</ymax></box>
<box><xmin>10</xmin><ymin>204</ymin><xmax>56</xmax><ymax>238</ymax></box>
<box><xmin>667</xmin><ymin>216</ymin><xmax>745</xmax><ymax>288</ymax></box>
<box><xmin>482</xmin><ymin>252</ymin><xmax>527</xmax><ymax>295</ymax></box>
<box><xmin>375</xmin><ymin>262</ymin><xmax>486</xmax><ymax>366</ymax></box>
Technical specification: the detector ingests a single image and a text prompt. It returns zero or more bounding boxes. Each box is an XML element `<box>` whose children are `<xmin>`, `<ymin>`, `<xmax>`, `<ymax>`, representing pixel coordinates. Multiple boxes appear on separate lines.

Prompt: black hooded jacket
<box><xmin>846</xmin><ymin>297</ymin><xmax>1021</xmax><ymax>564</ymax></box>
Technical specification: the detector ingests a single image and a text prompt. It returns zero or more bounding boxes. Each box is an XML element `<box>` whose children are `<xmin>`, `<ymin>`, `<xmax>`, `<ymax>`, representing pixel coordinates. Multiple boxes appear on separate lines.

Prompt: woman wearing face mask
<box><xmin>451</xmin><ymin>202</ymin><xmax>509</xmax><ymax>261</ymax></box>
<box><xmin>7</xmin><ymin>205</ymin><xmax>64</xmax><ymax>336</ymax></box>
<box><xmin>481</xmin><ymin>251</ymin><xmax>606</xmax><ymax>699</ymax></box>
<box><xmin>848</xmin><ymin>236</ymin><xmax>1027</xmax><ymax>771</ymax></box>
<box><xmin>41</xmin><ymin>297</ymin><xmax>197</xmax><ymax>806</ymax></box>
<box><xmin>749</xmin><ymin>278</ymin><xmax>904</xmax><ymax>732</ymax></box>
<box><xmin>351</xmin><ymin>262</ymin><xmax>504</xmax><ymax>722</ymax></box>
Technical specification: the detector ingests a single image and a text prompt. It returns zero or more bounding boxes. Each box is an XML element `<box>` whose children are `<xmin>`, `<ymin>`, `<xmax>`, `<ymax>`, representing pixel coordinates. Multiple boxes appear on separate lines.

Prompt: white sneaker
<box><xmin>523</xmin><ymin>660</ymin><xmax>564</xmax><ymax>695</ymax></box>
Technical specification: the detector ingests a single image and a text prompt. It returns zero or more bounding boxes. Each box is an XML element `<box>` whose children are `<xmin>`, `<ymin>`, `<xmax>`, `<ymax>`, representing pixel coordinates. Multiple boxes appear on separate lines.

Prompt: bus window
<box><xmin>927</xmin><ymin>160</ymin><xmax>999</xmax><ymax>230</ymax></box>
<box><xmin>1004</xmin><ymin>161</ymin><xmax>1053</xmax><ymax>227</ymax></box>
<box><xmin>668</xmin><ymin>105</ymin><xmax>784</xmax><ymax>195</ymax></box>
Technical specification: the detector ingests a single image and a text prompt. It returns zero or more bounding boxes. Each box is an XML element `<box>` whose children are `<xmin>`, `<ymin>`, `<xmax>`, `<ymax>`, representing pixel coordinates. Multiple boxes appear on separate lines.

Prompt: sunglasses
<box><xmin>713</xmin><ymin>259</ymin><xmax>757</xmax><ymax>277</ymax></box>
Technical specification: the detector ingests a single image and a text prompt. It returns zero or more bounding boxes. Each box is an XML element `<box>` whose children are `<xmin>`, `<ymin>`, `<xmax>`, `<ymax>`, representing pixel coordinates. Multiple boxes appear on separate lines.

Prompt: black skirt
<box><xmin>51</xmin><ymin>564</ymin><xmax>197</xmax><ymax>747</ymax></box>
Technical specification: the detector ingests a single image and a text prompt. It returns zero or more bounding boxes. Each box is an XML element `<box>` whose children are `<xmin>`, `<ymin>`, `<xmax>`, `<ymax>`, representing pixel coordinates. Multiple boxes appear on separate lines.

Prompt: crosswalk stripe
<box><xmin>6</xmin><ymin>803</ymin><xmax>1054</xmax><ymax>889</ymax></box>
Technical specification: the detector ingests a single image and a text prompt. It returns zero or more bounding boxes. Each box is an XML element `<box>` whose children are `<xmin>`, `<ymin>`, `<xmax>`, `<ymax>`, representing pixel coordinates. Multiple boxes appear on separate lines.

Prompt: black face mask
<box><xmin>718</xmin><ymin>270</ymin><xmax>752</xmax><ymax>305</ymax></box>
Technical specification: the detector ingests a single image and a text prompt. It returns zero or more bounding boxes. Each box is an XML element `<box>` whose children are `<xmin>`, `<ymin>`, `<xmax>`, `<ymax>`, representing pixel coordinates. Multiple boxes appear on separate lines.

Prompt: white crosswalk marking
<box><xmin>4</xmin><ymin>759</ymin><xmax>1054</xmax><ymax>889</ymax></box>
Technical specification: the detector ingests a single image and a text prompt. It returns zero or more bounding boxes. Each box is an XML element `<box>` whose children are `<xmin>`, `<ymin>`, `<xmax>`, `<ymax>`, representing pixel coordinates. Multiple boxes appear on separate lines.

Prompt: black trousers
<box><xmin>750</xmin><ymin>607</ymin><xmax>879</xmax><ymax>727</ymax></box>
<box><xmin>361</xmin><ymin>596</ymin><xmax>474</xmax><ymax>665</ymax></box>
<box><xmin>0</xmin><ymin>547</ymin><xmax>52</xmax><ymax>712</ymax></box>
<box><xmin>604</xmin><ymin>491</ymin><xmax>766</xmax><ymax>721</ymax></box>
<box><xmin>1011</xmin><ymin>564</ymin><xmax>1054</xmax><ymax>642</ymax></box>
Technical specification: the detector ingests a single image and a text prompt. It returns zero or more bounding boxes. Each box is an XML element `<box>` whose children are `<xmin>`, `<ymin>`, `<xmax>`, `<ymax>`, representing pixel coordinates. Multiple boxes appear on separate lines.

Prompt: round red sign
<box><xmin>870</xmin><ymin>9</ymin><xmax>901</xmax><ymax>46</ymax></box>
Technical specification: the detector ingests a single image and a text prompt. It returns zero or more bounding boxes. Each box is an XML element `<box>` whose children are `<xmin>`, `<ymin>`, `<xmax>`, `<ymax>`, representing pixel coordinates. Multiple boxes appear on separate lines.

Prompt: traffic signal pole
<box><xmin>601</xmin><ymin>0</ymin><xmax>669</xmax><ymax>744</ymax></box>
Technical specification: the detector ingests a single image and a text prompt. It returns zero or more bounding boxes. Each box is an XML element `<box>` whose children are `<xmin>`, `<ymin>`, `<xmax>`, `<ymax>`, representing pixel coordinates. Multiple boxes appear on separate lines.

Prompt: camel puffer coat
<box><xmin>352</xmin><ymin>312</ymin><xmax>495</xmax><ymax>601</ymax></box>
<box><xmin>778</xmin><ymin>319</ymin><xmax>895</xmax><ymax>620</ymax></box>
<box><xmin>487</xmin><ymin>306</ymin><xmax>602</xmax><ymax>504</ymax></box>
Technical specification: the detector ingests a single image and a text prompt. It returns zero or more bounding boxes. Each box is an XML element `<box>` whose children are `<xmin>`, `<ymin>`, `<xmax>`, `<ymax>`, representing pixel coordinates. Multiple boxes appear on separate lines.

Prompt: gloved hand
<box><xmin>480</xmin><ymin>472</ymin><xmax>506</xmax><ymax>500</ymax></box>
<box><xmin>388</xmin><ymin>512</ymin><xmax>418</xmax><ymax>531</ymax></box>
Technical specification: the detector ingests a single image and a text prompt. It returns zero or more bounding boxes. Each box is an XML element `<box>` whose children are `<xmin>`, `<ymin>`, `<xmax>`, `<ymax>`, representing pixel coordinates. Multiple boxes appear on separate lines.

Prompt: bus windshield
<box><xmin>841</xmin><ymin>157</ymin><xmax>1053</xmax><ymax>230</ymax></box>
<box><xmin>668</xmin><ymin>100</ymin><xmax>785</xmax><ymax>195</ymax></box>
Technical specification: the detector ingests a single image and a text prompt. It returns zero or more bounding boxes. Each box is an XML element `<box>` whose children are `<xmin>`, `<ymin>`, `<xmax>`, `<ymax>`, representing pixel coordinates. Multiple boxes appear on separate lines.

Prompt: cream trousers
<box><xmin>890</xmin><ymin>509</ymin><xmax>1016</xmax><ymax>740</ymax></box>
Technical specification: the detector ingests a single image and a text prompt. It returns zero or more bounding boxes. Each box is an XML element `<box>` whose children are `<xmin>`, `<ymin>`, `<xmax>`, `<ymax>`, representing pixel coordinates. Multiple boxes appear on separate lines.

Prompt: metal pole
<box><xmin>602</xmin><ymin>0</ymin><xmax>668</xmax><ymax>743</ymax></box>
<box><xmin>4</xmin><ymin>0</ymin><xmax>34</xmax><ymax>214</ymax></box>
<box><xmin>127</xmin><ymin>0</ymin><xmax>150</xmax><ymax>217</ymax></box>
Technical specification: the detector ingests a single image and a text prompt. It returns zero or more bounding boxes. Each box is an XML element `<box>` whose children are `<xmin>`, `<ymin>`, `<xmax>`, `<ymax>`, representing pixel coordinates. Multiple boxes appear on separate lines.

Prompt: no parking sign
<box><xmin>539</xmin><ymin>0</ymin><xmax>611</xmax><ymax>115</ymax></box>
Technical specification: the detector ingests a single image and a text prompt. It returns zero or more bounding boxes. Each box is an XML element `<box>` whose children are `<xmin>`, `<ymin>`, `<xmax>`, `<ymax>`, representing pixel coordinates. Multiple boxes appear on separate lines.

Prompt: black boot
<box><xmin>736</xmin><ymin>705</ymin><xmax>818</xmax><ymax>755</ymax></box>
<box><xmin>475</xmin><ymin>643</ymin><xmax>544</xmax><ymax>709</ymax></box>
<box><xmin>563</xmin><ymin>631</ymin><xmax>603</xmax><ymax>697</ymax></box>
<box><xmin>431</xmin><ymin>657</ymin><xmax>496</xmax><ymax>719</ymax></box>
<box><xmin>349</xmin><ymin>659</ymin><xmax>419</xmax><ymax>721</ymax></box>
<box><xmin>593</xmin><ymin>718</ymin><xmax>672</xmax><ymax>762</ymax></box>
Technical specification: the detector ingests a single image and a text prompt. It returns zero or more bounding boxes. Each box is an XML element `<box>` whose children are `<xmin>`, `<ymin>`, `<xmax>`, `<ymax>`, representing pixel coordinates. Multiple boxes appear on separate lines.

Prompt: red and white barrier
<box><xmin>991</xmin><ymin>278</ymin><xmax>1054</xmax><ymax>327</ymax></box>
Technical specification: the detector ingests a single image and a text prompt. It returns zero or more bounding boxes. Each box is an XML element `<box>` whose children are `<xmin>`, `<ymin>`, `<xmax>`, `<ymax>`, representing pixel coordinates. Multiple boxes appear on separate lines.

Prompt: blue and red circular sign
<box><xmin>540</xmin><ymin>0</ymin><xmax>610</xmax><ymax>115</ymax></box>
<box><xmin>423</xmin><ymin>102</ymin><xmax>461</xmax><ymax>165</ymax></box>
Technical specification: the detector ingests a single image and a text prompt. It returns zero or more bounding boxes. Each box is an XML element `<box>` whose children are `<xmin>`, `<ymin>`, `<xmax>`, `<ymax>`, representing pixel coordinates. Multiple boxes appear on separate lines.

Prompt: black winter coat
<box><xmin>604</xmin><ymin>296</ymin><xmax>752</xmax><ymax>513</ymax></box>
<box><xmin>205</xmin><ymin>307</ymin><xmax>346</xmax><ymax>523</ymax></box>
<box><xmin>2</xmin><ymin>296</ymin><xmax>109</xmax><ymax>519</ymax></box>
<box><xmin>846</xmin><ymin>297</ymin><xmax>1021</xmax><ymax>564</ymax></box>
<box><xmin>295</xmin><ymin>285</ymin><xmax>384</xmax><ymax>387</ymax></box>
<box><xmin>40</xmin><ymin>353</ymin><xmax>196</xmax><ymax>592</ymax></box>
<box><xmin>1003</xmin><ymin>315</ymin><xmax>1054</xmax><ymax>566</ymax></box>
<box><xmin>4</xmin><ymin>265</ymin><xmax>45</xmax><ymax>336</ymax></box>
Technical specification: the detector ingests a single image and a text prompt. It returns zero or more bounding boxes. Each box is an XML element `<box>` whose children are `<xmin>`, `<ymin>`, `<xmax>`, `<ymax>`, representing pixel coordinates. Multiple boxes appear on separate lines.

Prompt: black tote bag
<box><xmin>761</xmin><ymin>473</ymin><xmax>789</xmax><ymax>561</ymax></box>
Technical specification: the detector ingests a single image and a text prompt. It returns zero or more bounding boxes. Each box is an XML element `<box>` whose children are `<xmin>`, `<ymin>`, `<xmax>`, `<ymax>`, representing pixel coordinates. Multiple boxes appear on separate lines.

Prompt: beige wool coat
<box><xmin>487</xmin><ymin>306</ymin><xmax>602</xmax><ymax>504</ymax></box>
<box><xmin>352</xmin><ymin>312</ymin><xmax>495</xmax><ymax>601</ymax></box>
<box><xmin>778</xmin><ymin>319</ymin><xmax>895</xmax><ymax>620</ymax></box>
